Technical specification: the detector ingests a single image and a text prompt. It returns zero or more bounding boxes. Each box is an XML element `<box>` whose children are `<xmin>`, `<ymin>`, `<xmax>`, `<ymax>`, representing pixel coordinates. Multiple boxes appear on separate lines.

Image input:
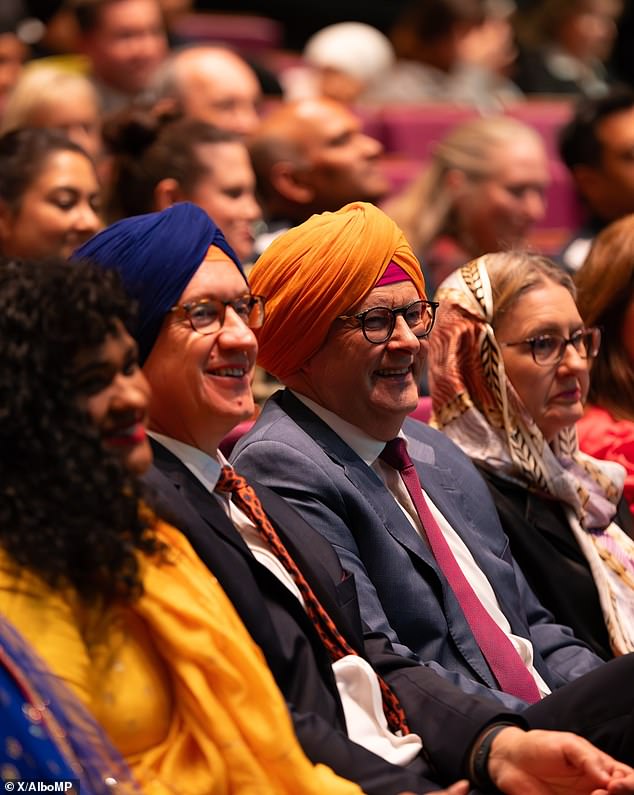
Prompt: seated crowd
<box><xmin>2</xmin><ymin>0</ymin><xmax>634</xmax><ymax>793</ymax></box>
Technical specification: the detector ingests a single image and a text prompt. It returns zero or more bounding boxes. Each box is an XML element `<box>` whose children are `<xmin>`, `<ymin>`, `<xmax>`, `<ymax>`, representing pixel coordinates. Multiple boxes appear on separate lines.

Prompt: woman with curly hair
<box><xmin>575</xmin><ymin>213</ymin><xmax>634</xmax><ymax>515</ymax></box>
<box><xmin>0</xmin><ymin>256</ymin><xmax>365</xmax><ymax>795</ymax></box>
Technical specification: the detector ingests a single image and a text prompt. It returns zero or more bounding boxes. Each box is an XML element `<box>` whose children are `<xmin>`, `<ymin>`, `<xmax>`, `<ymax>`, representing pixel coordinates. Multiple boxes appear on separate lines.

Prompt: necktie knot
<box><xmin>380</xmin><ymin>437</ymin><xmax>411</xmax><ymax>472</ymax></box>
<box><xmin>216</xmin><ymin>464</ymin><xmax>246</xmax><ymax>495</ymax></box>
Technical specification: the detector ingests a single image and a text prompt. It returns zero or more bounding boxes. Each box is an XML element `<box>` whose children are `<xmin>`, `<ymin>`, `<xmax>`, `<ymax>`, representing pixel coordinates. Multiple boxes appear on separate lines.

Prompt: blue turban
<box><xmin>73</xmin><ymin>203</ymin><xmax>245</xmax><ymax>363</ymax></box>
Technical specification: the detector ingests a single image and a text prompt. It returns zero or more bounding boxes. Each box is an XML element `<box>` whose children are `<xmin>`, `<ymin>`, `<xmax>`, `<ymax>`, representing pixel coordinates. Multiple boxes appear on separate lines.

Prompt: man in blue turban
<box><xmin>75</xmin><ymin>201</ymin><xmax>245</xmax><ymax>364</ymax></box>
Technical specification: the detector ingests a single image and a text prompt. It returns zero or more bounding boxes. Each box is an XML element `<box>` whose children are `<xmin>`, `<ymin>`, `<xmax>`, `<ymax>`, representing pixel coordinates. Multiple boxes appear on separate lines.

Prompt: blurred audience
<box><xmin>365</xmin><ymin>0</ymin><xmax>521</xmax><ymax>111</ymax></box>
<box><xmin>610</xmin><ymin>0</ymin><xmax>634</xmax><ymax>88</ymax></box>
<box><xmin>1</xmin><ymin>63</ymin><xmax>102</xmax><ymax>161</ymax></box>
<box><xmin>0</xmin><ymin>22</ymin><xmax>27</xmax><ymax>120</ymax></box>
<box><xmin>575</xmin><ymin>214</ymin><xmax>634</xmax><ymax>515</ymax></box>
<box><xmin>385</xmin><ymin>115</ymin><xmax>549</xmax><ymax>295</ymax></box>
<box><xmin>513</xmin><ymin>0</ymin><xmax>622</xmax><ymax>97</ymax></box>
<box><xmin>149</xmin><ymin>45</ymin><xmax>261</xmax><ymax>136</ymax></box>
<box><xmin>0</xmin><ymin>127</ymin><xmax>100</xmax><ymax>259</ymax></box>
<box><xmin>558</xmin><ymin>87</ymin><xmax>634</xmax><ymax>270</ymax></box>
<box><xmin>103</xmin><ymin>108</ymin><xmax>260</xmax><ymax>261</ymax></box>
<box><xmin>281</xmin><ymin>22</ymin><xmax>395</xmax><ymax>105</ymax></box>
<box><xmin>429</xmin><ymin>251</ymin><xmax>634</xmax><ymax>660</ymax></box>
<box><xmin>249</xmin><ymin>98</ymin><xmax>389</xmax><ymax>253</ymax></box>
<box><xmin>70</xmin><ymin>0</ymin><xmax>168</xmax><ymax>113</ymax></box>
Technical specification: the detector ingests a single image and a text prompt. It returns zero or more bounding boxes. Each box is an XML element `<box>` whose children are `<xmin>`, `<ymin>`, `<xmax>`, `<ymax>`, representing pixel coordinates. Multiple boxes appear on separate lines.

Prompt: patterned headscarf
<box><xmin>429</xmin><ymin>256</ymin><xmax>634</xmax><ymax>654</ymax></box>
<box><xmin>249</xmin><ymin>202</ymin><xmax>425</xmax><ymax>380</ymax></box>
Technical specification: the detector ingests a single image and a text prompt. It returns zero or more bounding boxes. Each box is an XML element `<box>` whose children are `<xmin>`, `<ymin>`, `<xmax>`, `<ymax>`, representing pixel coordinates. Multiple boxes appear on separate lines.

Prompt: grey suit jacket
<box><xmin>232</xmin><ymin>389</ymin><xmax>603</xmax><ymax>710</ymax></box>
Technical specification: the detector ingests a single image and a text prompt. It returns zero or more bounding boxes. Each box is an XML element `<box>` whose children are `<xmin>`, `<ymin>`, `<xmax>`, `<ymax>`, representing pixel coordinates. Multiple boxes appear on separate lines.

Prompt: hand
<box><xmin>488</xmin><ymin>727</ymin><xmax>634</xmax><ymax>795</ymax></box>
<box><xmin>605</xmin><ymin>770</ymin><xmax>634</xmax><ymax>793</ymax></box>
<box><xmin>398</xmin><ymin>782</ymin><xmax>469</xmax><ymax>795</ymax></box>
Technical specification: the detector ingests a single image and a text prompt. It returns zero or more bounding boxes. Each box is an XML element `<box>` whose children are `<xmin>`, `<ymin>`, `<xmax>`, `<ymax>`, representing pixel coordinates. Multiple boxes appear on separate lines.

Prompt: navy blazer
<box><xmin>143</xmin><ymin>439</ymin><xmax>522</xmax><ymax>794</ymax></box>
<box><xmin>232</xmin><ymin>390</ymin><xmax>604</xmax><ymax>709</ymax></box>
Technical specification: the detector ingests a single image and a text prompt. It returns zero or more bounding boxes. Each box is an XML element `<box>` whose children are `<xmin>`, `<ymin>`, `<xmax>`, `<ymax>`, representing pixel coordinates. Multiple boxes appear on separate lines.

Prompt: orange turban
<box><xmin>250</xmin><ymin>202</ymin><xmax>425</xmax><ymax>380</ymax></box>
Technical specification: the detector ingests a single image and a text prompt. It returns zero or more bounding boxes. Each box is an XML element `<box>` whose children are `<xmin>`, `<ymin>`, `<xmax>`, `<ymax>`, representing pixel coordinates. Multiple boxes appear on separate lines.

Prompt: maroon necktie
<box><xmin>380</xmin><ymin>438</ymin><xmax>541</xmax><ymax>704</ymax></box>
<box><xmin>215</xmin><ymin>464</ymin><xmax>411</xmax><ymax>734</ymax></box>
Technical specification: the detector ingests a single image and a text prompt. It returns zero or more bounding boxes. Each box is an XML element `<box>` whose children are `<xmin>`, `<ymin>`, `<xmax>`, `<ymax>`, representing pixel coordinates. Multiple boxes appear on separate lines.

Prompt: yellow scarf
<box><xmin>131</xmin><ymin>520</ymin><xmax>363</xmax><ymax>794</ymax></box>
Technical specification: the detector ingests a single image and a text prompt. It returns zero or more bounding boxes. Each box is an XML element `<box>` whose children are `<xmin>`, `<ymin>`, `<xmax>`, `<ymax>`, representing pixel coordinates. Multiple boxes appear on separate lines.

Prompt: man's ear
<box><xmin>154</xmin><ymin>178</ymin><xmax>185</xmax><ymax>210</ymax></box>
<box><xmin>269</xmin><ymin>160</ymin><xmax>315</xmax><ymax>204</ymax></box>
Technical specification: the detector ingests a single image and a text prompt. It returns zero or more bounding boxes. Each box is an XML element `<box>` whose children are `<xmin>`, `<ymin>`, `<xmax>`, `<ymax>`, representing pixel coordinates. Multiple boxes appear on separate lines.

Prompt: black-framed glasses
<box><xmin>338</xmin><ymin>299</ymin><xmax>439</xmax><ymax>344</ymax></box>
<box><xmin>170</xmin><ymin>294</ymin><xmax>266</xmax><ymax>335</ymax></box>
<box><xmin>501</xmin><ymin>327</ymin><xmax>601</xmax><ymax>367</ymax></box>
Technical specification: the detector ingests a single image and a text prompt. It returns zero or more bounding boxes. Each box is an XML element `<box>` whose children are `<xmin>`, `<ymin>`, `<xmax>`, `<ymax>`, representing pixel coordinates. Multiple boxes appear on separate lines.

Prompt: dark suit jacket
<box><xmin>475</xmin><ymin>465</ymin><xmax>634</xmax><ymax>661</ymax></box>
<box><xmin>232</xmin><ymin>390</ymin><xmax>604</xmax><ymax>709</ymax></box>
<box><xmin>143</xmin><ymin>438</ymin><xmax>522</xmax><ymax>794</ymax></box>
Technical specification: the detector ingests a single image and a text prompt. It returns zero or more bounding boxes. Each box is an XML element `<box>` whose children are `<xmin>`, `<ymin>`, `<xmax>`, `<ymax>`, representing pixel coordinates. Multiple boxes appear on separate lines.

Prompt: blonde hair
<box><xmin>481</xmin><ymin>250</ymin><xmax>576</xmax><ymax>327</ymax></box>
<box><xmin>386</xmin><ymin>116</ymin><xmax>543</xmax><ymax>255</ymax></box>
<box><xmin>1</xmin><ymin>64</ymin><xmax>99</xmax><ymax>135</ymax></box>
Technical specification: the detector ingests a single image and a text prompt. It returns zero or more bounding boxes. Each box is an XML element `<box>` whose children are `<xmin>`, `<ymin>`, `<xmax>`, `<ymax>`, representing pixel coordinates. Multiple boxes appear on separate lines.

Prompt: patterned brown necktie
<box><xmin>216</xmin><ymin>464</ymin><xmax>411</xmax><ymax>734</ymax></box>
<box><xmin>381</xmin><ymin>438</ymin><xmax>541</xmax><ymax>703</ymax></box>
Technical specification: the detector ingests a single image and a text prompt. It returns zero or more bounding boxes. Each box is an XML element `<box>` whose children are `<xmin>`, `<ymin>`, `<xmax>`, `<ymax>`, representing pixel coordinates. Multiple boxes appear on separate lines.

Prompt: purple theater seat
<box><xmin>504</xmin><ymin>99</ymin><xmax>574</xmax><ymax>160</ymax></box>
<box><xmin>380</xmin><ymin>105</ymin><xmax>478</xmax><ymax>158</ymax></box>
<box><xmin>377</xmin><ymin>155</ymin><xmax>424</xmax><ymax>196</ymax></box>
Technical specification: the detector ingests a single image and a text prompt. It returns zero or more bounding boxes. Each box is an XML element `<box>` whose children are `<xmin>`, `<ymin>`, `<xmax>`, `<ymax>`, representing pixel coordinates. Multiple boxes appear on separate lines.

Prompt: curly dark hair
<box><xmin>0</xmin><ymin>257</ymin><xmax>161</xmax><ymax>604</ymax></box>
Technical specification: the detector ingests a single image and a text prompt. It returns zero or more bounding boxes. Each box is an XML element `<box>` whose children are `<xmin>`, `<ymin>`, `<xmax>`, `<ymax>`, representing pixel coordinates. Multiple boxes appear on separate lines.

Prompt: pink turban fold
<box><xmin>249</xmin><ymin>202</ymin><xmax>425</xmax><ymax>380</ymax></box>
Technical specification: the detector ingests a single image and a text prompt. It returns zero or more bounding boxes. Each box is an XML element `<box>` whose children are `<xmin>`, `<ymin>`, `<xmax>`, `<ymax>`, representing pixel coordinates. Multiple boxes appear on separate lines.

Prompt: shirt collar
<box><xmin>290</xmin><ymin>390</ymin><xmax>405</xmax><ymax>467</ymax></box>
<box><xmin>148</xmin><ymin>430</ymin><xmax>227</xmax><ymax>492</ymax></box>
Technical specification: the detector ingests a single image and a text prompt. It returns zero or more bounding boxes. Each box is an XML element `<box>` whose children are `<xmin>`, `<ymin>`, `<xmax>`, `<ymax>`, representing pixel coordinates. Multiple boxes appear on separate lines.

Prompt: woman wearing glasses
<box><xmin>428</xmin><ymin>251</ymin><xmax>634</xmax><ymax>660</ymax></box>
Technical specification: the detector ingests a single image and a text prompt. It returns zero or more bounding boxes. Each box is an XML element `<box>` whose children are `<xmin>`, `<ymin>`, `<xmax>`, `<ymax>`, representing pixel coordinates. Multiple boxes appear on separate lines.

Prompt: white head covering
<box><xmin>304</xmin><ymin>22</ymin><xmax>395</xmax><ymax>82</ymax></box>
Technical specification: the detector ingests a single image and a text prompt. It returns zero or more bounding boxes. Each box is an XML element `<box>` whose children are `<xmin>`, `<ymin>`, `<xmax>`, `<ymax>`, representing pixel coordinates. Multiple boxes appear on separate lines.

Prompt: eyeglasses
<box><xmin>338</xmin><ymin>299</ymin><xmax>439</xmax><ymax>344</ymax></box>
<box><xmin>170</xmin><ymin>294</ymin><xmax>266</xmax><ymax>335</ymax></box>
<box><xmin>500</xmin><ymin>327</ymin><xmax>601</xmax><ymax>366</ymax></box>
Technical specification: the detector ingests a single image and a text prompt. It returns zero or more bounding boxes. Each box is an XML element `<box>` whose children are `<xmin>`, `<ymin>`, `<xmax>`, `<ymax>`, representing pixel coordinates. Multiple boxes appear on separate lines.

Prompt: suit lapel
<box><xmin>278</xmin><ymin>391</ymin><xmax>437</xmax><ymax>568</ymax></box>
<box><xmin>252</xmin><ymin>481</ymin><xmax>365</xmax><ymax>646</ymax></box>
<box><xmin>151</xmin><ymin>436</ymin><xmax>365</xmax><ymax>654</ymax></box>
<box><xmin>277</xmin><ymin>392</ymin><xmax>498</xmax><ymax>686</ymax></box>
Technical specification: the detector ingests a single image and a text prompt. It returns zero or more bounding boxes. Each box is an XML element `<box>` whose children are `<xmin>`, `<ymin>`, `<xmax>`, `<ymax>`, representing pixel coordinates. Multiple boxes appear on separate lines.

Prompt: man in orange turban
<box><xmin>254</xmin><ymin>201</ymin><xmax>424</xmax><ymax>382</ymax></box>
<box><xmin>234</xmin><ymin>202</ymin><xmax>634</xmax><ymax>769</ymax></box>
